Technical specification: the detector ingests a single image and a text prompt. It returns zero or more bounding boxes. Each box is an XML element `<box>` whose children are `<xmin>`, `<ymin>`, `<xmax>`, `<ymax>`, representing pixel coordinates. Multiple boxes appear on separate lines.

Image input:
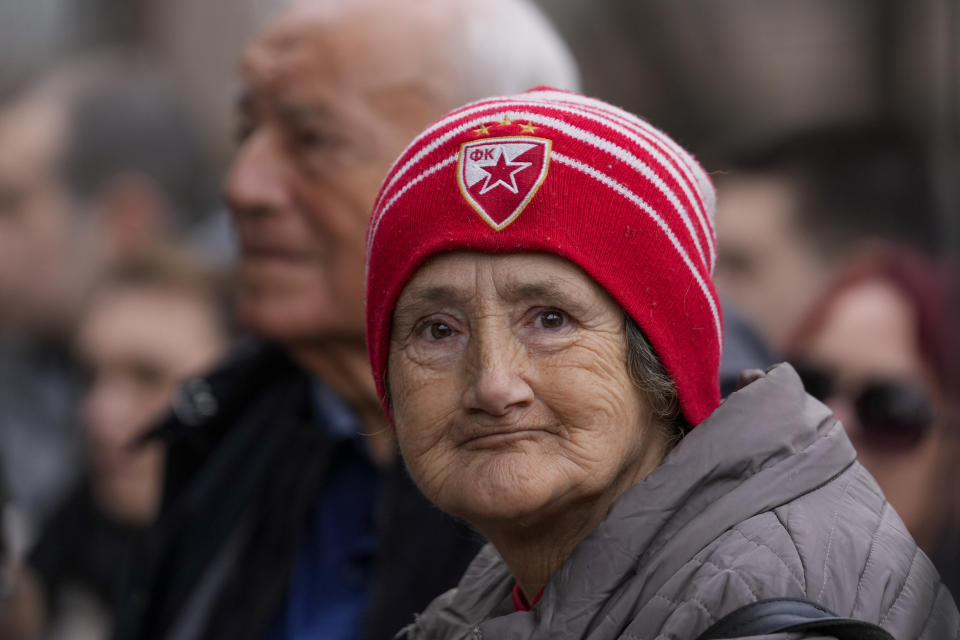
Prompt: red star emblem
<box><xmin>477</xmin><ymin>149</ymin><xmax>531</xmax><ymax>195</ymax></box>
<box><xmin>456</xmin><ymin>136</ymin><xmax>551</xmax><ymax>230</ymax></box>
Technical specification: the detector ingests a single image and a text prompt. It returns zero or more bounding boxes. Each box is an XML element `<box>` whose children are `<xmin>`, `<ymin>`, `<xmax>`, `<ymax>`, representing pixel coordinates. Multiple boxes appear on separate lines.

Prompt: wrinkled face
<box><xmin>78</xmin><ymin>286</ymin><xmax>226</xmax><ymax>524</ymax></box>
<box><xmin>225</xmin><ymin>1</ymin><xmax>456</xmax><ymax>345</ymax></box>
<box><xmin>794</xmin><ymin>279</ymin><xmax>943</xmax><ymax>542</ymax></box>
<box><xmin>714</xmin><ymin>174</ymin><xmax>835</xmax><ymax>351</ymax></box>
<box><xmin>388</xmin><ymin>252</ymin><xmax>662</xmax><ymax>532</ymax></box>
<box><xmin>0</xmin><ymin>99</ymin><xmax>79</xmax><ymax>335</ymax></box>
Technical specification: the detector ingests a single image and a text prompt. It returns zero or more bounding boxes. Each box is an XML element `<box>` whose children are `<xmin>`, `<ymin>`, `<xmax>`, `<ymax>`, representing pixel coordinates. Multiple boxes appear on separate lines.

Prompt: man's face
<box><xmin>225</xmin><ymin>1</ymin><xmax>455</xmax><ymax>347</ymax></box>
<box><xmin>78</xmin><ymin>285</ymin><xmax>226</xmax><ymax>524</ymax></box>
<box><xmin>714</xmin><ymin>173</ymin><xmax>835</xmax><ymax>351</ymax></box>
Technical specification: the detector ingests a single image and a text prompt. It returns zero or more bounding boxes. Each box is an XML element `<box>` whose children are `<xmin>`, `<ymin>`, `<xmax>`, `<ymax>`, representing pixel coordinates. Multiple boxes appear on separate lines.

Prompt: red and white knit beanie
<box><xmin>365</xmin><ymin>88</ymin><xmax>722</xmax><ymax>426</ymax></box>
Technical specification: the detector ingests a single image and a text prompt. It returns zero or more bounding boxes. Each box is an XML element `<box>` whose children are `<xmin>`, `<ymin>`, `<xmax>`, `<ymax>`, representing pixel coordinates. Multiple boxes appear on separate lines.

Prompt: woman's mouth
<box><xmin>461</xmin><ymin>427</ymin><xmax>549</xmax><ymax>450</ymax></box>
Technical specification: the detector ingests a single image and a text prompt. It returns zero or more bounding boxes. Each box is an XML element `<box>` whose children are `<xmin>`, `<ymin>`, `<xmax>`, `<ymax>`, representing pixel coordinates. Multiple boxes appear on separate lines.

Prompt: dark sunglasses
<box><xmin>792</xmin><ymin>362</ymin><xmax>934</xmax><ymax>451</ymax></box>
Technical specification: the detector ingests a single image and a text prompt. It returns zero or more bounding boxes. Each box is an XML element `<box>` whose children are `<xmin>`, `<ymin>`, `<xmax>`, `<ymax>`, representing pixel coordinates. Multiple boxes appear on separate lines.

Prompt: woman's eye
<box><xmin>535</xmin><ymin>309</ymin><xmax>567</xmax><ymax>329</ymax></box>
<box><xmin>428</xmin><ymin>322</ymin><xmax>454</xmax><ymax>340</ymax></box>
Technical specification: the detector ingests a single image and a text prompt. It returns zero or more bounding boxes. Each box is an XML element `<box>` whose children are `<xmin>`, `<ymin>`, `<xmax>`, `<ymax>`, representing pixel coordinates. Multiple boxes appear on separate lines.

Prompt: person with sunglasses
<box><xmin>787</xmin><ymin>246</ymin><xmax>960</xmax><ymax>602</ymax></box>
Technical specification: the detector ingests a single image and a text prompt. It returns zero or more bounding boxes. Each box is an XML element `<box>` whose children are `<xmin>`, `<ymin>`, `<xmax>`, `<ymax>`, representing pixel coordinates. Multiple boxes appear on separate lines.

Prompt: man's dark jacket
<box><xmin>113</xmin><ymin>339</ymin><xmax>483</xmax><ymax>640</ymax></box>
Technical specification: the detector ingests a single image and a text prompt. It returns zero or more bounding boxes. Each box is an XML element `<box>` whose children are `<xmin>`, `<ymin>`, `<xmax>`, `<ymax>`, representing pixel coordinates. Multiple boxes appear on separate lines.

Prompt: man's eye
<box><xmin>428</xmin><ymin>322</ymin><xmax>454</xmax><ymax>340</ymax></box>
<box><xmin>129</xmin><ymin>362</ymin><xmax>168</xmax><ymax>389</ymax></box>
<box><xmin>0</xmin><ymin>186</ymin><xmax>25</xmax><ymax>218</ymax></box>
<box><xmin>234</xmin><ymin>124</ymin><xmax>253</xmax><ymax>144</ymax></box>
<box><xmin>535</xmin><ymin>309</ymin><xmax>567</xmax><ymax>329</ymax></box>
<box><xmin>233</xmin><ymin>112</ymin><xmax>256</xmax><ymax>144</ymax></box>
<box><xmin>292</xmin><ymin>128</ymin><xmax>331</xmax><ymax>150</ymax></box>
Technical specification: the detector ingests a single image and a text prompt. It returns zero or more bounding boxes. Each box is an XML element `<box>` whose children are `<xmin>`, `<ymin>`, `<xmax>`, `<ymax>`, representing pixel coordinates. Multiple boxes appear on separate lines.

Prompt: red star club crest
<box><xmin>457</xmin><ymin>136</ymin><xmax>551</xmax><ymax>230</ymax></box>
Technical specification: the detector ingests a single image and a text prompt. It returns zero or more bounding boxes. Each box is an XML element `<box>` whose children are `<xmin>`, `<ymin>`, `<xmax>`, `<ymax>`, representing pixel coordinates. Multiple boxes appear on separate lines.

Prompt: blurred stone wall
<box><xmin>532</xmin><ymin>0</ymin><xmax>957</xmax><ymax>159</ymax></box>
<box><xmin>1</xmin><ymin>0</ymin><xmax>957</xmax><ymax>250</ymax></box>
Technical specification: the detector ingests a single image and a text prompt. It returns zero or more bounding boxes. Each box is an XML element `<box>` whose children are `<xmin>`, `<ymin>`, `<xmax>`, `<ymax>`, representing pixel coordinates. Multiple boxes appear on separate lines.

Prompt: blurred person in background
<box><xmin>718</xmin><ymin>303</ymin><xmax>776</xmax><ymax>398</ymax></box>
<box><xmin>114</xmin><ymin>1</ymin><xmax>581</xmax><ymax>639</ymax></box>
<box><xmin>0</xmin><ymin>52</ymin><xmax>218</xmax><ymax>539</ymax></box>
<box><xmin>713</xmin><ymin>124</ymin><xmax>938</xmax><ymax>354</ymax></box>
<box><xmin>786</xmin><ymin>246</ymin><xmax>960</xmax><ymax>603</ymax></box>
<box><xmin>0</xmin><ymin>248</ymin><xmax>232</xmax><ymax>640</ymax></box>
<box><xmin>0</xmin><ymin>465</ymin><xmax>45</xmax><ymax>640</ymax></box>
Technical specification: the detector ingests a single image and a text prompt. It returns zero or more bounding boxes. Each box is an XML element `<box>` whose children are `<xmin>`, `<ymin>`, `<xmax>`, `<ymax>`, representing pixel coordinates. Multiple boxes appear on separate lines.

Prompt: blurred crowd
<box><xmin>0</xmin><ymin>0</ymin><xmax>957</xmax><ymax>638</ymax></box>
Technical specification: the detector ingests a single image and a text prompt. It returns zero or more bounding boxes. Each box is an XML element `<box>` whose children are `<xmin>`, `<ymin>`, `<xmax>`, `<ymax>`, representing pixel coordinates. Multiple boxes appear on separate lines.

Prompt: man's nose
<box><xmin>224</xmin><ymin>130</ymin><xmax>290</xmax><ymax>217</ymax></box>
<box><xmin>463</xmin><ymin>336</ymin><xmax>534</xmax><ymax>417</ymax></box>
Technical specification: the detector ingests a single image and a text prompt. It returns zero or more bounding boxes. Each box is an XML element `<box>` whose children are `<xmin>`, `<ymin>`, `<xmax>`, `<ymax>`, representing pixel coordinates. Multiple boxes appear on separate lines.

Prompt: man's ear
<box><xmin>97</xmin><ymin>172</ymin><xmax>168</xmax><ymax>260</ymax></box>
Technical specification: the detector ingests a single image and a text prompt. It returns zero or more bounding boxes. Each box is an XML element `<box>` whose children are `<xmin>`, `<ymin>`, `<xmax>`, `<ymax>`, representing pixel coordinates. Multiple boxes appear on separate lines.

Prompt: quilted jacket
<box><xmin>399</xmin><ymin>364</ymin><xmax>960</xmax><ymax>639</ymax></box>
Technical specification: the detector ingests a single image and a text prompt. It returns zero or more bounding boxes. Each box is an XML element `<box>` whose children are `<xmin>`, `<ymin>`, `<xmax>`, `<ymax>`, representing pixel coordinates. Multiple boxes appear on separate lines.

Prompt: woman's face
<box><xmin>388</xmin><ymin>252</ymin><xmax>664</xmax><ymax>532</ymax></box>
<box><xmin>794</xmin><ymin>278</ymin><xmax>944</xmax><ymax>545</ymax></box>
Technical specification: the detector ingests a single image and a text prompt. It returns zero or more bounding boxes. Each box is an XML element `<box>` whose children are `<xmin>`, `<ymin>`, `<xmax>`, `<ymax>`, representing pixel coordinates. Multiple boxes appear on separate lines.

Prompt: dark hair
<box><xmin>624</xmin><ymin>315</ymin><xmax>690</xmax><ymax>447</ymax></box>
<box><xmin>725</xmin><ymin>123</ymin><xmax>938</xmax><ymax>258</ymax></box>
<box><xmin>57</xmin><ymin>55</ymin><xmax>216</xmax><ymax>233</ymax></box>
<box><xmin>787</xmin><ymin>246</ymin><xmax>959</xmax><ymax>400</ymax></box>
<box><xmin>92</xmin><ymin>246</ymin><xmax>237</xmax><ymax>341</ymax></box>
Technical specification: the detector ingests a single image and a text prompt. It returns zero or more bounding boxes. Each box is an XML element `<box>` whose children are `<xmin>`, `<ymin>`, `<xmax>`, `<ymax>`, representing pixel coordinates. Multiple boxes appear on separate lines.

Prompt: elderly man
<box><xmin>113</xmin><ymin>1</ymin><xmax>578</xmax><ymax>639</ymax></box>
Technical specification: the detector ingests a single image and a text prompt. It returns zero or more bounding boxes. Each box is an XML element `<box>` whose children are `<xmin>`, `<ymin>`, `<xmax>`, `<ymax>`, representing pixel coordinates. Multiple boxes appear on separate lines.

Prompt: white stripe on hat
<box><xmin>376</xmin><ymin>98</ymin><xmax>713</xmax><ymax>250</ymax></box>
<box><xmin>551</xmin><ymin>151</ymin><xmax>722</xmax><ymax>357</ymax></box>
<box><xmin>372</xmin><ymin>95</ymin><xmax>517</xmax><ymax>212</ymax></box>
<box><xmin>366</xmin><ymin>153</ymin><xmax>459</xmax><ymax>265</ymax></box>
<box><xmin>524</xmin><ymin>90</ymin><xmax>717</xmax><ymax>271</ymax></box>
<box><xmin>431</xmin><ymin>92</ymin><xmax>718</xmax><ymax>249</ymax></box>
<box><xmin>372</xmin><ymin>109</ymin><xmax>711</xmax><ymax>272</ymax></box>
<box><xmin>369</xmin><ymin>145</ymin><xmax>721</xmax><ymax>357</ymax></box>
<box><xmin>525</xmin><ymin>90</ymin><xmax>716</xmax><ymax>209</ymax></box>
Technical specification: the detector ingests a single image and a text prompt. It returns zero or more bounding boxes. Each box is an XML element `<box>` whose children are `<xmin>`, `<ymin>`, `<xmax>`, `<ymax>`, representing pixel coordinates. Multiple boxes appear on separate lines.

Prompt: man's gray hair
<box><xmin>624</xmin><ymin>315</ymin><xmax>690</xmax><ymax>447</ymax></box>
<box><xmin>266</xmin><ymin>0</ymin><xmax>579</xmax><ymax>107</ymax></box>
<box><xmin>452</xmin><ymin>0</ymin><xmax>580</xmax><ymax>102</ymax></box>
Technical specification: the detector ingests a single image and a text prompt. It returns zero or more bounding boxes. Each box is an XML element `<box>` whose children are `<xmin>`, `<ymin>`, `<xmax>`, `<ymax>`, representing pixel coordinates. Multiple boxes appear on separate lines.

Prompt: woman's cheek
<box><xmin>536</xmin><ymin>343</ymin><xmax>633</xmax><ymax>422</ymax></box>
<box><xmin>392</xmin><ymin>362</ymin><xmax>459</xmax><ymax>456</ymax></box>
<box><xmin>394</xmin><ymin>404</ymin><xmax>464</xmax><ymax>509</ymax></box>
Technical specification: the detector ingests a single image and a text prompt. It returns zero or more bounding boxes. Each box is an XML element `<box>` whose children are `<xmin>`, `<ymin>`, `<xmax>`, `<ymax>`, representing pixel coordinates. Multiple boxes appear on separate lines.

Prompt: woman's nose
<box><xmin>463</xmin><ymin>342</ymin><xmax>534</xmax><ymax>417</ymax></box>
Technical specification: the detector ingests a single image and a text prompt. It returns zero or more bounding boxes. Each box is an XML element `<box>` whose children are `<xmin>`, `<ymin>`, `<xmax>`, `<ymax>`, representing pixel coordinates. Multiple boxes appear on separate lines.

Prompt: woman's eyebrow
<box><xmin>397</xmin><ymin>280</ymin><xmax>584</xmax><ymax>313</ymax></box>
<box><xmin>499</xmin><ymin>281</ymin><xmax>582</xmax><ymax>307</ymax></box>
<box><xmin>397</xmin><ymin>285</ymin><xmax>465</xmax><ymax>309</ymax></box>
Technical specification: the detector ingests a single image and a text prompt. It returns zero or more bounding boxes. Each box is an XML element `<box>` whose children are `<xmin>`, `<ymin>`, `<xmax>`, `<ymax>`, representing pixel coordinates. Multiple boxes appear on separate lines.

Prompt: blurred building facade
<box><xmin>3</xmin><ymin>0</ymin><xmax>956</xmax><ymax>252</ymax></box>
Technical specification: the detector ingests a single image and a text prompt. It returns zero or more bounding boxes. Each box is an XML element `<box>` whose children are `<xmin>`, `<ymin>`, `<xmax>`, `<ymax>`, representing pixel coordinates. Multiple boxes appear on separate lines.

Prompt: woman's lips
<box><xmin>461</xmin><ymin>427</ymin><xmax>549</xmax><ymax>450</ymax></box>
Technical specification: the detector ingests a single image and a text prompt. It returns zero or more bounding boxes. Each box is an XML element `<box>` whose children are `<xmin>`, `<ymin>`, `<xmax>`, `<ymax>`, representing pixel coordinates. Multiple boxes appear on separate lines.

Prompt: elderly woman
<box><xmin>364</xmin><ymin>90</ymin><xmax>958</xmax><ymax>639</ymax></box>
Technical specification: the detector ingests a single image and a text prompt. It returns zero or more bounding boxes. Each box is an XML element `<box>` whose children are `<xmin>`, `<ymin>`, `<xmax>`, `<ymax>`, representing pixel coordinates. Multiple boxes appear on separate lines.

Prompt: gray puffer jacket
<box><xmin>399</xmin><ymin>364</ymin><xmax>959</xmax><ymax>639</ymax></box>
